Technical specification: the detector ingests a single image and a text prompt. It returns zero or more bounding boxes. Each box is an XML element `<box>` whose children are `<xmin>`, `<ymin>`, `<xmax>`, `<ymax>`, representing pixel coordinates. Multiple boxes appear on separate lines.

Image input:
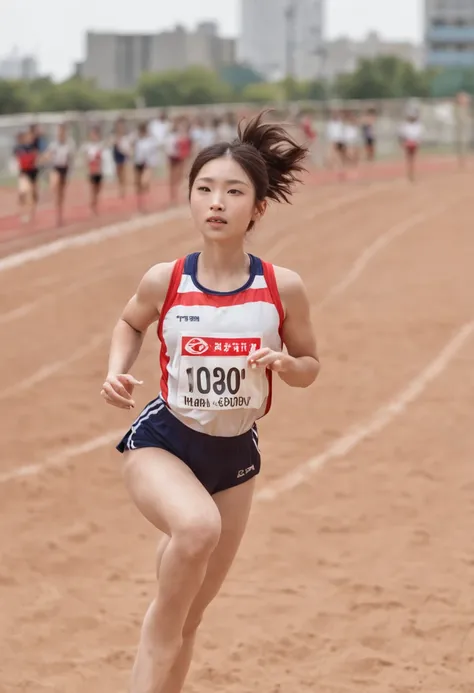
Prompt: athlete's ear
<box><xmin>252</xmin><ymin>200</ymin><xmax>267</xmax><ymax>223</ymax></box>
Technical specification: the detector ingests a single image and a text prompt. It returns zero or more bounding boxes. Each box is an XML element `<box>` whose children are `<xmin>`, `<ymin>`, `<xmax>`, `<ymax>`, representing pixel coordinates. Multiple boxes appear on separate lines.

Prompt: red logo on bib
<box><xmin>184</xmin><ymin>337</ymin><xmax>210</xmax><ymax>355</ymax></box>
<box><xmin>181</xmin><ymin>336</ymin><xmax>261</xmax><ymax>357</ymax></box>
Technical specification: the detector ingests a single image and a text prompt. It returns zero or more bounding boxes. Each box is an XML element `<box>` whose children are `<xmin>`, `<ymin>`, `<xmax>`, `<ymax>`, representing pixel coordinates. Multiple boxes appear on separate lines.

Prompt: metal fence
<box><xmin>0</xmin><ymin>97</ymin><xmax>472</xmax><ymax>181</ymax></box>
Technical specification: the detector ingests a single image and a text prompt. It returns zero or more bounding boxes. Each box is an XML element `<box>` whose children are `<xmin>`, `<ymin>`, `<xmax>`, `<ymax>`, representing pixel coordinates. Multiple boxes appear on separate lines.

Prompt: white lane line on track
<box><xmin>315</xmin><ymin>201</ymin><xmax>455</xmax><ymax>310</ymax></box>
<box><xmin>0</xmin><ymin>319</ymin><xmax>472</xmax><ymax>490</ymax></box>
<box><xmin>0</xmin><ymin>334</ymin><xmax>108</xmax><ymax>401</ymax></box>
<box><xmin>0</xmin><ymin>184</ymin><xmax>389</xmax><ymax>322</ymax></box>
<box><xmin>0</xmin><ymin>206</ymin><xmax>189</xmax><ymax>274</ymax></box>
<box><xmin>0</xmin><ymin>180</ymin><xmax>396</xmax><ymax>278</ymax></box>
<box><xmin>0</xmin><ymin>197</ymin><xmax>458</xmax><ymax>409</ymax></box>
<box><xmin>256</xmin><ymin>320</ymin><xmax>474</xmax><ymax>502</ymax></box>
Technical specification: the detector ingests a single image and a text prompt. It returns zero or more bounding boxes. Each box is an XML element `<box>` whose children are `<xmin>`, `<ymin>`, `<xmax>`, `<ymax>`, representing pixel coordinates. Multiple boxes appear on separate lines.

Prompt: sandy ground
<box><xmin>0</xmin><ymin>162</ymin><xmax>473</xmax><ymax>693</ymax></box>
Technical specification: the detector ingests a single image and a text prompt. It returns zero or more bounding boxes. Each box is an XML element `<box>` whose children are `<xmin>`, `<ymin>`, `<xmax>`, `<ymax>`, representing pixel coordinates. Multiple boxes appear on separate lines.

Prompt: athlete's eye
<box><xmin>228</xmin><ymin>189</ymin><xmax>243</xmax><ymax>195</ymax></box>
<box><xmin>197</xmin><ymin>186</ymin><xmax>210</xmax><ymax>192</ymax></box>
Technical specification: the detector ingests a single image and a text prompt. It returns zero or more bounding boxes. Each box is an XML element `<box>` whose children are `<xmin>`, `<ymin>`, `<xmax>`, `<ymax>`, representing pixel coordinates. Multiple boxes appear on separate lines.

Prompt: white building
<box><xmin>238</xmin><ymin>0</ymin><xmax>325</xmax><ymax>81</ymax></box>
<box><xmin>0</xmin><ymin>49</ymin><xmax>38</xmax><ymax>80</ymax></box>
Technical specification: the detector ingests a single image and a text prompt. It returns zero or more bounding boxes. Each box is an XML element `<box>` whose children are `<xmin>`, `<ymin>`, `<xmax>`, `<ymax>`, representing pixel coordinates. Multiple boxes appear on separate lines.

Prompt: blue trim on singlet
<box><xmin>184</xmin><ymin>252</ymin><xmax>263</xmax><ymax>296</ymax></box>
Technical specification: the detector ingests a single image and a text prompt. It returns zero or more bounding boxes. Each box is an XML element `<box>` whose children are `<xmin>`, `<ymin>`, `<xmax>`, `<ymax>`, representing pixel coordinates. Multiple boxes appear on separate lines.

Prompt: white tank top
<box><xmin>158</xmin><ymin>253</ymin><xmax>284</xmax><ymax>437</ymax></box>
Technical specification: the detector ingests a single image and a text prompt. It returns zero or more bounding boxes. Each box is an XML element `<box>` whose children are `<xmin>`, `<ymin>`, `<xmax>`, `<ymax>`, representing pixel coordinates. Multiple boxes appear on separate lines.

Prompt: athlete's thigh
<box><xmin>123</xmin><ymin>447</ymin><xmax>220</xmax><ymax>536</ymax></box>
<box><xmin>185</xmin><ymin>477</ymin><xmax>256</xmax><ymax>625</ymax></box>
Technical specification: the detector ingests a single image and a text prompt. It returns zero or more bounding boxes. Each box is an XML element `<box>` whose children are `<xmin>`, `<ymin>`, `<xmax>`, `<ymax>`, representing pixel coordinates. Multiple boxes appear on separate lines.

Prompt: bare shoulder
<box><xmin>272</xmin><ymin>265</ymin><xmax>307</xmax><ymax>300</ymax></box>
<box><xmin>136</xmin><ymin>261</ymin><xmax>176</xmax><ymax>308</ymax></box>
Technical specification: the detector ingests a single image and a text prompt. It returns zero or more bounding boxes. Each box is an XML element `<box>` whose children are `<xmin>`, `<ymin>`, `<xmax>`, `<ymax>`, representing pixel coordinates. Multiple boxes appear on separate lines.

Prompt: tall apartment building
<box><xmin>237</xmin><ymin>0</ymin><xmax>325</xmax><ymax>81</ymax></box>
<box><xmin>0</xmin><ymin>49</ymin><xmax>38</xmax><ymax>80</ymax></box>
<box><xmin>82</xmin><ymin>23</ymin><xmax>236</xmax><ymax>91</ymax></box>
<box><xmin>424</xmin><ymin>0</ymin><xmax>474</xmax><ymax>68</ymax></box>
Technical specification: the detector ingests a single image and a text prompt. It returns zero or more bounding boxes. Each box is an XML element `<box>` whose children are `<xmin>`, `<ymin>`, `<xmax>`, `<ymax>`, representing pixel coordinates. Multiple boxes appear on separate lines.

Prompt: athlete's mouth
<box><xmin>206</xmin><ymin>216</ymin><xmax>227</xmax><ymax>224</ymax></box>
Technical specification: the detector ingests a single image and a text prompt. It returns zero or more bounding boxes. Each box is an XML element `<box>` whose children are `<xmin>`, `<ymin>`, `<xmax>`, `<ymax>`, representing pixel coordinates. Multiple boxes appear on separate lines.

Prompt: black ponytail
<box><xmin>189</xmin><ymin>110</ymin><xmax>308</xmax><ymax>207</ymax></box>
<box><xmin>235</xmin><ymin>110</ymin><xmax>308</xmax><ymax>203</ymax></box>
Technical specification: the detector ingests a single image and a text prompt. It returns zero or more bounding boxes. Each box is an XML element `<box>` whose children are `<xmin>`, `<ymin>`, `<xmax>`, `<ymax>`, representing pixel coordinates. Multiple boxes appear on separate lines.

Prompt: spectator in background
<box><xmin>149</xmin><ymin>110</ymin><xmax>171</xmax><ymax>175</ymax></box>
<box><xmin>361</xmin><ymin>107</ymin><xmax>377</xmax><ymax>162</ymax></box>
<box><xmin>299</xmin><ymin>113</ymin><xmax>318</xmax><ymax>166</ymax></box>
<box><xmin>164</xmin><ymin>117</ymin><xmax>192</xmax><ymax>207</ymax></box>
<box><xmin>111</xmin><ymin>118</ymin><xmax>132</xmax><ymax>199</ymax></box>
<box><xmin>82</xmin><ymin>124</ymin><xmax>105</xmax><ymax>215</ymax></box>
<box><xmin>133</xmin><ymin>121</ymin><xmax>156</xmax><ymax>214</ymax></box>
<box><xmin>14</xmin><ymin>129</ymin><xmax>40</xmax><ymax>224</ymax></box>
<box><xmin>399</xmin><ymin>111</ymin><xmax>424</xmax><ymax>182</ymax></box>
<box><xmin>325</xmin><ymin>109</ymin><xmax>345</xmax><ymax>170</ymax></box>
<box><xmin>45</xmin><ymin>123</ymin><xmax>76</xmax><ymax>227</ymax></box>
<box><xmin>342</xmin><ymin>110</ymin><xmax>361</xmax><ymax>171</ymax></box>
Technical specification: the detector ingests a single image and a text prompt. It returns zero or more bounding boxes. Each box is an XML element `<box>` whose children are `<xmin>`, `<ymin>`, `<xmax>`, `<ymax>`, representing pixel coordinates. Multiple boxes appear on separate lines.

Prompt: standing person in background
<box><xmin>300</xmin><ymin>113</ymin><xmax>318</xmax><ymax>166</ymax></box>
<box><xmin>14</xmin><ymin>129</ymin><xmax>40</xmax><ymax>224</ymax></box>
<box><xmin>111</xmin><ymin>118</ymin><xmax>132</xmax><ymax>199</ymax></box>
<box><xmin>342</xmin><ymin>110</ymin><xmax>361</xmax><ymax>175</ymax></box>
<box><xmin>30</xmin><ymin>123</ymin><xmax>49</xmax><ymax>200</ymax></box>
<box><xmin>164</xmin><ymin>117</ymin><xmax>192</xmax><ymax>207</ymax></box>
<box><xmin>83</xmin><ymin>124</ymin><xmax>105</xmax><ymax>215</ymax></box>
<box><xmin>325</xmin><ymin>109</ymin><xmax>346</xmax><ymax>174</ymax></box>
<box><xmin>399</xmin><ymin>111</ymin><xmax>424</xmax><ymax>182</ymax></box>
<box><xmin>149</xmin><ymin>110</ymin><xmax>170</xmax><ymax>177</ymax></box>
<box><xmin>190</xmin><ymin>115</ymin><xmax>219</xmax><ymax>153</ymax></box>
<box><xmin>45</xmin><ymin>123</ymin><xmax>76</xmax><ymax>227</ymax></box>
<box><xmin>133</xmin><ymin>122</ymin><xmax>156</xmax><ymax>214</ymax></box>
<box><xmin>217</xmin><ymin>112</ymin><xmax>238</xmax><ymax>142</ymax></box>
<box><xmin>361</xmin><ymin>107</ymin><xmax>377</xmax><ymax>162</ymax></box>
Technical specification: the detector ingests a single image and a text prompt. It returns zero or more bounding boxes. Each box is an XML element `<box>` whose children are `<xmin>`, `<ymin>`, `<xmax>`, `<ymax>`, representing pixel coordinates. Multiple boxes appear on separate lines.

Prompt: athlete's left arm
<box><xmin>248</xmin><ymin>267</ymin><xmax>320</xmax><ymax>388</ymax></box>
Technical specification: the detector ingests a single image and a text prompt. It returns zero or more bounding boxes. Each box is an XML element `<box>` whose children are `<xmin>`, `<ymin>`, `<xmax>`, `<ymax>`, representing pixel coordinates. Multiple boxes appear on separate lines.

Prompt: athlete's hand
<box><xmin>247</xmin><ymin>348</ymin><xmax>292</xmax><ymax>373</ymax></box>
<box><xmin>101</xmin><ymin>373</ymin><xmax>143</xmax><ymax>410</ymax></box>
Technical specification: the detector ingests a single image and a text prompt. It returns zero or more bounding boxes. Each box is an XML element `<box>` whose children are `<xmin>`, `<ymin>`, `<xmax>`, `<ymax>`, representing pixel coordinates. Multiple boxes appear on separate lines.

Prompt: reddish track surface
<box><xmin>1</xmin><ymin>157</ymin><xmax>474</xmax><ymax>692</ymax></box>
<box><xmin>0</xmin><ymin>154</ymin><xmax>464</xmax><ymax>257</ymax></box>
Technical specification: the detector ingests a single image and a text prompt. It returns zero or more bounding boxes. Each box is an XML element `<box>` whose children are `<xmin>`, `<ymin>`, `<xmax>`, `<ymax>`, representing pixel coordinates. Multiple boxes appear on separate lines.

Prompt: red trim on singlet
<box><xmin>260</xmin><ymin>261</ymin><xmax>285</xmax><ymax>416</ymax></box>
<box><xmin>261</xmin><ymin>261</ymin><xmax>284</xmax><ymax>336</ymax></box>
<box><xmin>157</xmin><ymin>257</ymin><xmax>185</xmax><ymax>403</ymax></box>
<box><xmin>175</xmin><ymin>287</ymin><xmax>274</xmax><ymax>308</ymax></box>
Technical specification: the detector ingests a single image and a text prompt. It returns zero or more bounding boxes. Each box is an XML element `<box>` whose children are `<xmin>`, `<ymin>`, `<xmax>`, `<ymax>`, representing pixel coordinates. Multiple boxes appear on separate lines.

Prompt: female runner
<box><xmin>101</xmin><ymin>111</ymin><xmax>320</xmax><ymax>693</ymax></box>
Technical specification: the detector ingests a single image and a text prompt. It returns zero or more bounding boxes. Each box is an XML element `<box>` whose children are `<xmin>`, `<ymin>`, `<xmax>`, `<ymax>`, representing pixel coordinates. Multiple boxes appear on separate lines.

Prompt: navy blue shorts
<box><xmin>116</xmin><ymin>397</ymin><xmax>261</xmax><ymax>495</ymax></box>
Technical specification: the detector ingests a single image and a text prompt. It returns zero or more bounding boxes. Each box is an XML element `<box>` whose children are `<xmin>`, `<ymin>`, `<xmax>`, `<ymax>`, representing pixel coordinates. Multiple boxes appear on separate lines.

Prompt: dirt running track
<box><xmin>1</xmin><ymin>165</ymin><xmax>474</xmax><ymax>692</ymax></box>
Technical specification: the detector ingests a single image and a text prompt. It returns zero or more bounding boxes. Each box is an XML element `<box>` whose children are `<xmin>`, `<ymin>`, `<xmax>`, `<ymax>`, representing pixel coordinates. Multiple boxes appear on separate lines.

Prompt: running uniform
<box><xmin>84</xmin><ymin>142</ymin><xmax>104</xmax><ymax>185</ymax></box>
<box><xmin>400</xmin><ymin>121</ymin><xmax>423</xmax><ymax>152</ymax></box>
<box><xmin>14</xmin><ymin>144</ymin><xmax>38</xmax><ymax>181</ymax></box>
<box><xmin>117</xmin><ymin>252</ymin><xmax>284</xmax><ymax>494</ymax></box>
<box><xmin>134</xmin><ymin>136</ymin><xmax>156</xmax><ymax>172</ymax></box>
<box><xmin>48</xmin><ymin>140</ymin><xmax>75</xmax><ymax>182</ymax></box>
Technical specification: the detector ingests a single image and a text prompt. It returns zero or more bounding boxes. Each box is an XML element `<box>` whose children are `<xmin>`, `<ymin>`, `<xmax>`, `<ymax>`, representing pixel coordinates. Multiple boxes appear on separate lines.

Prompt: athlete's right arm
<box><xmin>101</xmin><ymin>262</ymin><xmax>174</xmax><ymax>410</ymax></box>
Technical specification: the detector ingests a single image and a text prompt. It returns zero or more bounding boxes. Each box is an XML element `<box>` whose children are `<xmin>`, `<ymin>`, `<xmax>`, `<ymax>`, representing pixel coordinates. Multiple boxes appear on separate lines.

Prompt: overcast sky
<box><xmin>1</xmin><ymin>0</ymin><xmax>423</xmax><ymax>80</ymax></box>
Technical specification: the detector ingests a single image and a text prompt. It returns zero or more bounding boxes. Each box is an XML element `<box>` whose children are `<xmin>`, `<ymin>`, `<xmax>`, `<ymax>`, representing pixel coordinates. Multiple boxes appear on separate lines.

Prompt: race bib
<box><xmin>176</xmin><ymin>334</ymin><xmax>266</xmax><ymax>411</ymax></box>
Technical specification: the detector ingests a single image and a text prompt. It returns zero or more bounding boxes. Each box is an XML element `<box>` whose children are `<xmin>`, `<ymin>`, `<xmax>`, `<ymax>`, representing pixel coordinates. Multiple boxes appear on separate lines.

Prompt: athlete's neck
<box><xmin>198</xmin><ymin>243</ymin><xmax>250</xmax><ymax>292</ymax></box>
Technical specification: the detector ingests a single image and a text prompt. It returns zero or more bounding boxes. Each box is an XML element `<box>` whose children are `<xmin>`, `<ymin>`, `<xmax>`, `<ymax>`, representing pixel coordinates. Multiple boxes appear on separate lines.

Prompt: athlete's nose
<box><xmin>210</xmin><ymin>199</ymin><xmax>225</xmax><ymax>211</ymax></box>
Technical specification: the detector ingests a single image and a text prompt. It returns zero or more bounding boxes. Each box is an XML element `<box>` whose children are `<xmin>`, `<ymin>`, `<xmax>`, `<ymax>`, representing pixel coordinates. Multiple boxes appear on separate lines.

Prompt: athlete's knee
<box><xmin>174</xmin><ymin>510</ymin><xmax>221</xmax><ymax>561</ymax></box>
<box><xmin>182</xmin><ymin>608</ymin><xmax>204</xmax><ymax>638</ymax></box>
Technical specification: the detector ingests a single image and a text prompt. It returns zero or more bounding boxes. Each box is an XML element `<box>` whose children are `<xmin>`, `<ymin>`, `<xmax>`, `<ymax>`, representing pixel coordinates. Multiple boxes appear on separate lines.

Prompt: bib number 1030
<box><xmin>185</xmin><ymin>366</ymin><xmax>246</xmax><ymax>396</ymax></box>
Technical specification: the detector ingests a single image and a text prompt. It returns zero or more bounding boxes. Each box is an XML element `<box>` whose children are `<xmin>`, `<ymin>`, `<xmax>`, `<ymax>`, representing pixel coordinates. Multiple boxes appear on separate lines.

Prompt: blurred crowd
<box><xmin>11</xmin><ymin>106</ymin><xmax>424</xmax><ymax>226</ymax></box>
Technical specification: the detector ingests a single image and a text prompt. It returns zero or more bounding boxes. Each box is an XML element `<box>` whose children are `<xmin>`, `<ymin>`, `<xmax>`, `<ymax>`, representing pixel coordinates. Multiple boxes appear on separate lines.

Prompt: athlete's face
<box><xmin>190</xmin><ymin>156</ymin><xmax>266</xmax><ymax>242</ymax></box>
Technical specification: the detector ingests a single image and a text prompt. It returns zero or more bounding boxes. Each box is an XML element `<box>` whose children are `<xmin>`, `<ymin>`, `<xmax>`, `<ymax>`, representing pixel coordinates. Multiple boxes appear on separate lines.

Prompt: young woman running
<box><xmin>399</xmin><ymin>112</ymin><xmax>424</xmax><ymax>182</ymax></box>
<box><xmin>111</xmin><ymin>118</ymin><xmax>132</xmax><ymax>199</ymax></box>
<box><xmin>133</xmin><ymin>122</ymin><xmax>156</xmax><ymax>213</ymax></box>
<box><xmin>101</xmin><ymin>112</ymin><xmax>320</xmax><ymax>693</ymax></box>
<box><xmin>83</xmin><ymin>125</ymin><xmax>105</xmax><ymax>215</ymax></box>
<box><xmin>14</xmin><ymin>129</ymin><xmax>40</xmax><ymax>224</ymax></box>
<box><xmin>46</xmin><ymin>123</ymin><xmax>76</xmax><ymax>226</ymax></box>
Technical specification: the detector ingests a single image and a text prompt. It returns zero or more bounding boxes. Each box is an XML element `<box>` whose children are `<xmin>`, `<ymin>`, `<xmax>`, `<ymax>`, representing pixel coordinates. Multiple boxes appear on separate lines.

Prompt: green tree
<box><xmin>138</xmin><ymin>67</ymin><xmax>233</xmax><ymax>107</ymax></box>
<box><xmin>219</xmin><ymin>63</ymin><xmax>263</xmax><ymax>92</ymax></box>
<box><xmin>0</xmin><ymin>80</ymin><xmax>31</xmax><ymax>114</ymax></box>
<box><xmin>334</xmin><ymin>55</ymin><xmax>430</xmax><ymax>100</ymax></box>
<box><xmin>34</xmin><ymin>78</ymin><xmax>108</xmax><ymax>112</ymax></box>
<box><xmin>241</xmin><ymin>81</ymin><xmax>283</xmax><ymax>104</ymax></box>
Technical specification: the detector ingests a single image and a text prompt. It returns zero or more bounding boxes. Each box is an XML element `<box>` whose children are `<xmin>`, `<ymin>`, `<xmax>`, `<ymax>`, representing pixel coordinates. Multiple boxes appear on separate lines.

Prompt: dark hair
<box><xmin>188</xmin><ymin>111</ymin><xmax>308</xmax><ymax>226</ymax></box>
